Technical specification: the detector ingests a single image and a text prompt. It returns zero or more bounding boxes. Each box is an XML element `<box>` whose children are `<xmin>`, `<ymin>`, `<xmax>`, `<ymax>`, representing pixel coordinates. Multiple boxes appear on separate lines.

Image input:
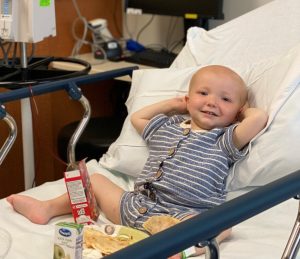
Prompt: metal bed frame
<box><xmin>0</xmin><ymin>67</ymin><xmax>299</xmax><ymax>259</ymax></box>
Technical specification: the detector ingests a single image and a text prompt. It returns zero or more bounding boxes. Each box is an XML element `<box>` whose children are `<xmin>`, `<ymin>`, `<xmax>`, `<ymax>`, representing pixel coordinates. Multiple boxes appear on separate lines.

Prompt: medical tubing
<box><xmin>71</xmin><ymin>0</ymin><xmax>92</xmax><ymax>56</ymax></box>
<box><xmin>105</xmin><ymin>169</ymin><xmax>300</xmax><ymax>259</ymax></box>
<box><xmin>282</xmin><ymin>202</ymin><xmax>300</xmax><ymax>259</ymax></box>
<box><xmin>0</xmin><ymin>57</ymin><xmax>92</xmax><ymax>88</ymax></box>
<box><xmin>0</xmin><ymin>66</ymin><xmax>137</xmax><ymax>104</ymax></box>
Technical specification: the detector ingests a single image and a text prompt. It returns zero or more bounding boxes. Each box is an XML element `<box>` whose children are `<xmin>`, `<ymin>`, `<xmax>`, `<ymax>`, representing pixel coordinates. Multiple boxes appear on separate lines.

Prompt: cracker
<box><xmin>143</xmin><ymin>215</ymin><xmax>180</xmax><ymax>235</ymax></box>
<box><xmin>84</xmin><ymin>228</ymin><xmax>130</xmax><ymax>255</ymax></box>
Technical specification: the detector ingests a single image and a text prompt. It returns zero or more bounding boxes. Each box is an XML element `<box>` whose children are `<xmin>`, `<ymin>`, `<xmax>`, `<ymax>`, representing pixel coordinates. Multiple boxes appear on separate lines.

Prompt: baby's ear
<box><xmin>236</xmin><ymin>102</ymin><xmax>250</xmax><ymax>122</ymax></box>
<box><xmin>240</xmin><ymin>101</ymin><xmax>250</xmax><ymax>113</ymax></box>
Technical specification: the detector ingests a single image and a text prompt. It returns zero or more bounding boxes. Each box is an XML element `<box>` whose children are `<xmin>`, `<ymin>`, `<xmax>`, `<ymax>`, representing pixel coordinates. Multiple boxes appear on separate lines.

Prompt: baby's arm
<box><xmin>131</xmin><ymin>97</ymin><xmax>187</xmax><ymax>135</ymax></box>
<box><xmin>233</xmin><ymin>107</ymin><xmax>268</xmax><ymax>150</ymax></box>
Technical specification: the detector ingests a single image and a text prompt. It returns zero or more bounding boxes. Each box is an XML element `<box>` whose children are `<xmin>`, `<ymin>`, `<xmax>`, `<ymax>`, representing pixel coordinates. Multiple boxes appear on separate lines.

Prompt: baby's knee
<box><xmin>90</xmin><ymin>172</ymin><xmax>107</xmax><ymax>182</ymax></box>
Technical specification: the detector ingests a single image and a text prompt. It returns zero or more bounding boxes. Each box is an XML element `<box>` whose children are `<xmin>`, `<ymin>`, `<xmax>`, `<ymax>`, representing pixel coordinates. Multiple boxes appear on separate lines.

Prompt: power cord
<box><xmin>165</xmin><ymin>17</ymin><xmax>181</xmax><ymax>50</ymax></box>
<box><xmin>136</xmin><ymin>15</ymin><xmax>155</xmax><ymax>43</ymax></box>
<box><xmin>70</xmin><ymin>0</ymin><xmax>107</xmax><ymax>59</ymax></box>
<box><xmin>0</xmin><ymin>40</ymin><xmax>36</xmax><ymax>67</ymax></box>
<box><xmin>0</xmin><ymin>40</ymin><xmax>12</xmax><ymax>66</ymax></box>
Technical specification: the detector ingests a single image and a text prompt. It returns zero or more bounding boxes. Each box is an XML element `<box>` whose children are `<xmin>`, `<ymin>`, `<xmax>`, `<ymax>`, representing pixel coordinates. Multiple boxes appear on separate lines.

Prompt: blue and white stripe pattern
<box><xmin>120</xmin><ymin>114</ymin><xmax>248</xmax><ymax>230</ymax></box>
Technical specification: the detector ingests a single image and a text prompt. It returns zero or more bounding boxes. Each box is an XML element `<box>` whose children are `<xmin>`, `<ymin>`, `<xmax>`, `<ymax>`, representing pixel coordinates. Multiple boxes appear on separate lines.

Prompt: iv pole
<box><xmin>19</xmin><ymin>42</ymin><xmax>35</xmax><ymax>189</ymax></box>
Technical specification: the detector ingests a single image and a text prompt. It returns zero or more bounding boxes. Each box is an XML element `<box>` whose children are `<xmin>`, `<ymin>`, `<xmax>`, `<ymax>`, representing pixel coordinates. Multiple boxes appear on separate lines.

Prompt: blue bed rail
<box><xmin>0</xmin><ymin>66</ymin><xmax>138</xmax><ymax>104</ymax></box>
<box><xmin>105</xmin><ymin>169</ymin><xmax>300</xmax><ymax>259</ymax></box>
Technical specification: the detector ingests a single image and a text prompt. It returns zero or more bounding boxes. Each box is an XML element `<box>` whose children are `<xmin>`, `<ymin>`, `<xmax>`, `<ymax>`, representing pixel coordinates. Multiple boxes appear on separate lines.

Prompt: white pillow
<box><xmin>226</xmin><ymin>44</ymin><xmax>300</xmax><ymax>190</ymax></box>
<box><xmin>226</xmin><ymin>86</ymin><xmax>300</xmax><ymax>190</ymax></box>
<box><xmin>100</xmin><ymin>43</ymin><xmax>300</xmax><ymax>192</ymax></box>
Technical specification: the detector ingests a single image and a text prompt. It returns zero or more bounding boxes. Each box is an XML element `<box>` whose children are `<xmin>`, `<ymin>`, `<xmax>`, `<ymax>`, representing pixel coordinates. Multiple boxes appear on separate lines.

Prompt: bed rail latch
<box><xmin>197</xmin><ymin>238</ymin><xmax>219</xmax><ymax>259</ymax></box>
<box><xmin>281</xmin><ymin>197</ymin><xmax>300</xmax><ymax>259</ymax></box>
<box><xmin>0</xmin><ymin>104</ymin><xmax>17</xmax><ymax>166</ymax></box>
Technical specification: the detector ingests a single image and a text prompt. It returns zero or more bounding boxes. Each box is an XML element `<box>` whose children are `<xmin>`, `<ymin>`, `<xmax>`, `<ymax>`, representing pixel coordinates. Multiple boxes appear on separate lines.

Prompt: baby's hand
<box><xmin>171</xmin><ymin>96</ymin><xmax>188</xmax><ymax>114</ymax></box>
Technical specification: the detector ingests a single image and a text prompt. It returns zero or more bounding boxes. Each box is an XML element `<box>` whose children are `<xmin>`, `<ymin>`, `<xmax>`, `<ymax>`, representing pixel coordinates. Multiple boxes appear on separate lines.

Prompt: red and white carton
<box><xmin>64</xmin><ymin>160</ymin><xmax>99</xmax><ymax>225</ymax></box>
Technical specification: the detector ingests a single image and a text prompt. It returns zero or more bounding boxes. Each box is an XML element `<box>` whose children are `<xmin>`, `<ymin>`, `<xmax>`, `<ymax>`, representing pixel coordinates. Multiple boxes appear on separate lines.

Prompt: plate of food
<box><xmin>83</xmin><ymin>215</ymin><xmax>182</xmax><ymax>258</ymax></box>
<box><xmin>83</xmin><ymin>224</ymin><xmax>149</xmax><ymax>258</ymax></box>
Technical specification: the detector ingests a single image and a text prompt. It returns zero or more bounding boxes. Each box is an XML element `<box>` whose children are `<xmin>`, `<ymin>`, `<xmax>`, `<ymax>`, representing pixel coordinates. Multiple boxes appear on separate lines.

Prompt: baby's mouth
<box><xmin>202</xmin><ymin>110</ymin><xmax>218</xmax><ymax>116</ymax></box>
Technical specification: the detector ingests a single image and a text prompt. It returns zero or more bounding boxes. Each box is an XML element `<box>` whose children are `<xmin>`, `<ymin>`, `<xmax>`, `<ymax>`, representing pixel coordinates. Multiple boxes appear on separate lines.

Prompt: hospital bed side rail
<box><xmin>0</xmin><ymin>66</ymin><xmax>138</xmax><ymax>103</ymax></box>
<box><xmin>105</xmin><ymin>169</ymin><xmax>300</xmax><ymax>259</ymax></box>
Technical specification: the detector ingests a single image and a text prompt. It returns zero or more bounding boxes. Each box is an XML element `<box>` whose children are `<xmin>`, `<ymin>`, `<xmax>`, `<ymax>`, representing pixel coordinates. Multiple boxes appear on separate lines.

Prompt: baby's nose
<box><xmin>207</xmin><ymin>95</ymin><xmax>217</xmax><ymax>106</ymax></box>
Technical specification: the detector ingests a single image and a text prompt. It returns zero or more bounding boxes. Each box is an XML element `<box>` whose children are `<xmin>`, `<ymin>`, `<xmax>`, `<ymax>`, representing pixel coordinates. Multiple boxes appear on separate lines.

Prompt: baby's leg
<box><xmin>182</xmin><ymin>214</ymin><xmax>232</xmax><ymax>256</ymax></box>
<box><xmin>6</xmin><ymin>193</ymin><xmax>71</xmax><ymax>224</ymax></box>
<box><xmin>7</xmin><ymin>173</ymin><xmax>125</xmax><ymax>225</ymax></box>
<box><xmin>194</xmin><ymin>228</ymin><xmax>232</xmax><ymax>255</ymax></box>
<box><xmin>90</xmin><ymin>173</ymin><xmax>125</xmax><ymax>224</ymax></box>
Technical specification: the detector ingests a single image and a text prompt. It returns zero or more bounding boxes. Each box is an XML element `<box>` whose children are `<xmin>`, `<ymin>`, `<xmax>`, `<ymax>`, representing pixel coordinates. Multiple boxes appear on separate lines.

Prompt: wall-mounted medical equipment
<box><xmin>89</xmin><ymin>18</ymin><xmax>122</xmax><ymax>61</ymax></box>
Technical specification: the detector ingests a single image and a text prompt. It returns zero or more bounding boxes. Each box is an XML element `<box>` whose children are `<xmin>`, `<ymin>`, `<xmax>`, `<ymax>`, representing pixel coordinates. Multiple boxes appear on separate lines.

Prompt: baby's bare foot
<box><xmin>6</xmin><ymin>194</ymin><xmax>51</xmax><ymax>224</ymax></box>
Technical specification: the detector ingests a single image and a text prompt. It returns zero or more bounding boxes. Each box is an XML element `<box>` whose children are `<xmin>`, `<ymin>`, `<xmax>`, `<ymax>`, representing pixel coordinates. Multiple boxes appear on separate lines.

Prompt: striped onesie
<box><xmin>120</xmin><ymin>114</ymin><xmax>247</xmax><ymax>230</ymax></box>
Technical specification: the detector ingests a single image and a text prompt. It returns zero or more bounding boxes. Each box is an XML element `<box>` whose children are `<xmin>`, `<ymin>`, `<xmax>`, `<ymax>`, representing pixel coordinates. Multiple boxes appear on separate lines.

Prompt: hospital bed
<box><xmin>1</xmin><ymin>0</ymin><xmax>300</xmax><ymax>258</ymax></box>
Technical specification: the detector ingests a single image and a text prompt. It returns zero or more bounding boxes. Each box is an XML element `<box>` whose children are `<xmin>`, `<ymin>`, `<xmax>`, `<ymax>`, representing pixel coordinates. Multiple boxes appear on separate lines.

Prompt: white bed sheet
<box><xmin>0</xmin><ymin>165</ymin><xmax>299</xmax><ymax>259</ymax></box>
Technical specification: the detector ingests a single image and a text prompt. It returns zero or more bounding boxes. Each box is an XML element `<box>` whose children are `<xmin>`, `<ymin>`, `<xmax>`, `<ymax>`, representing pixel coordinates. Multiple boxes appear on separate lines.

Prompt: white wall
<box><xmin>123</xmin><ymin>14</ymin><xmax>184</xmax><ymax>50</ymax></box>
<box><xmin>123</xmin><ymin>0</ymin><xmax>274</xmax><ymax>51</ymax></box>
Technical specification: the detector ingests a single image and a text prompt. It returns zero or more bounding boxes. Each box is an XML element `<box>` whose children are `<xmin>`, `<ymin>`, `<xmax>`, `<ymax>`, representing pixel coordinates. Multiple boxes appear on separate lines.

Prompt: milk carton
<box><xmin>64</xmin><ymin>160</ymin><xmax>99</xmax><ymax>225</ymax></box>
<box><xmin>53</xmin><ymin>222</ymin><xmax>83</xmax><ymax>259</ymax></box>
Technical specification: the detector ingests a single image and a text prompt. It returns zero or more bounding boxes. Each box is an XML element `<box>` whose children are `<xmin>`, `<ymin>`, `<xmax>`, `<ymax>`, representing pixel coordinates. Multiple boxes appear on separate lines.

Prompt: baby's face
<box><xmin>186</xmin><ymin>66</ymin><xmax>246</xmax><ymax>130</ymax></box>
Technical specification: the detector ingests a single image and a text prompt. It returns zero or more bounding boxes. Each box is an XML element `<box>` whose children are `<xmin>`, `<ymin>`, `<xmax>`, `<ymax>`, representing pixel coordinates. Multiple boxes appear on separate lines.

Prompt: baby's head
<box><xmin>186</xmin><ymin>65</ymin><xmax>247</xmax><ymax>130</ymax></box>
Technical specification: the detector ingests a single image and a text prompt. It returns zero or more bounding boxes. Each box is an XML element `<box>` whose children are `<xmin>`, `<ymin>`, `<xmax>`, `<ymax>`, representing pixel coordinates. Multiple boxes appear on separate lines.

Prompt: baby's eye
<box><xmin>222</xmin><ymin>97</ymin><xmax>231</xmax><ymax>102</ymax></box>
<box><xmin>198</xmin><ymin>91</ymin><xmax>207</xmax><ymax>96</ymax></box>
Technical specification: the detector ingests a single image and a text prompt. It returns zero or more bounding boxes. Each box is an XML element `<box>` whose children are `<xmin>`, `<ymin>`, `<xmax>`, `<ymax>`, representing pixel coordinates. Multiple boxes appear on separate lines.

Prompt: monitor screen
<box><xmin>125</xmin><ymin>0</ymin><xmax>224</xmax><ymax>20</ymax></box>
